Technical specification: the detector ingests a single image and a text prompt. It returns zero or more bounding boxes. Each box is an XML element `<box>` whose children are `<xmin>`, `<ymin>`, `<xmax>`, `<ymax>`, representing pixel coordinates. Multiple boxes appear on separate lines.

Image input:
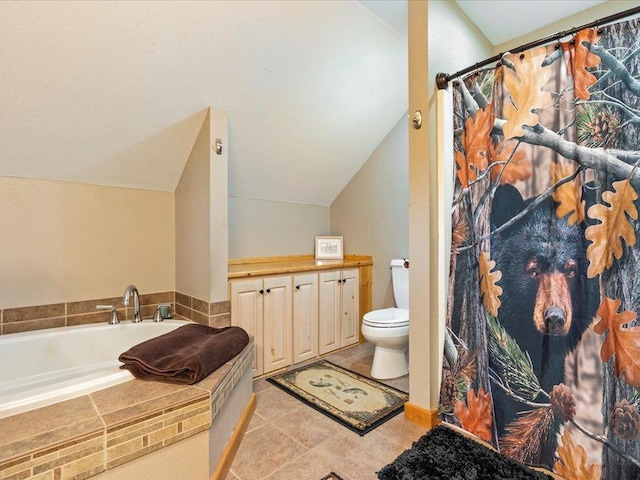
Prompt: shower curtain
<box><xmin>441</xmin><ymin>16</ymin><xmax>640</xmax><ymax>479</ymax></box>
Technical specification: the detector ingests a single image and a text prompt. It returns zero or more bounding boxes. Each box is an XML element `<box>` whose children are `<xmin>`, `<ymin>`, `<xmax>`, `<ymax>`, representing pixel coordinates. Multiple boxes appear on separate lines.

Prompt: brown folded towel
<box><xmin>118</xmin><ymin>324</ymin><xmax>250</xmax><ymax>385</ymax></box>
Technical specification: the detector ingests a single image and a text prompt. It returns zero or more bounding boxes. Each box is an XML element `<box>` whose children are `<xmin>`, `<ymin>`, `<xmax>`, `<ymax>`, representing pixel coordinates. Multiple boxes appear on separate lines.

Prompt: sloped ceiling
<box><xmin>0</xmin><ymin>1</ymin><xmax>407</xmax><ymax>206</ymax></box>
<box><xmin>455</xmin><ymin>0</ymin><xmax>607</xmax><ymax>46</ymax></box>
<box><xmin>2</xmin><ymin>1</ymin><xmax>614</xmax><ymax>206</ymax></box>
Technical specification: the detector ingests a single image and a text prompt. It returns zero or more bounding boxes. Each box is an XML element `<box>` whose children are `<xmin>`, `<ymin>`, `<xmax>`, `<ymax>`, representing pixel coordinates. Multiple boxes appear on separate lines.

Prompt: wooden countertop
<box><xmin>228</xmin><ymin>254</ymin><xmax>373</xmax><ymax>279</ymax></box>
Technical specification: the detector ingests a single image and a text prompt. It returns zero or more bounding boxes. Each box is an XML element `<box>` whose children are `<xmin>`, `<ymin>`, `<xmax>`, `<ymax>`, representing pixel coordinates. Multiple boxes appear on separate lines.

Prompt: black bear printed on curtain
<box><xmin>441</xmin><ymin>16</ymin><xmax>640</xmax><ymax>480</ymax></box>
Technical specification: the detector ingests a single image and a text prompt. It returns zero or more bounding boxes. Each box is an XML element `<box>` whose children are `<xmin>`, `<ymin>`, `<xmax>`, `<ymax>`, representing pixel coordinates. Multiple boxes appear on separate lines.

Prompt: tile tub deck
<box><xmin>0</xmin><ymin>339</ymin><xmax>254</xmax><ymax>480</ymax></box>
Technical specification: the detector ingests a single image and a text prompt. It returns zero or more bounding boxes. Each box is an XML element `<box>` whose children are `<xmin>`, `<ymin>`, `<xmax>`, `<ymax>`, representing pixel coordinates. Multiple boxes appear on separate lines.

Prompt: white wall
<box><xmin>228</xmin><ymin>197</ymin><xmax>330</xmax><ymax>258</ymax></box>
<box><xmin>175</xmin><ymin>107</ymin><xmax>229</xmax><ymax>303</ymax></box>
<box><xmin>209</xmin><ymin>109</ymin><xmax>229</xmax><ymax>303</ymax></box>
<box><xmin>176</xmin><ymin>111</ymin><xmax>212</xmax><ymax>302</ymax></box>
<box><xmin>330</xmin><ymin>114</ymin><xmax>408</xmax><ymax>310</ymax></box>
<box><xmin>494</xmin><ymin>0</ymin><xmax>637</xmax><ymax>53</ymax></box>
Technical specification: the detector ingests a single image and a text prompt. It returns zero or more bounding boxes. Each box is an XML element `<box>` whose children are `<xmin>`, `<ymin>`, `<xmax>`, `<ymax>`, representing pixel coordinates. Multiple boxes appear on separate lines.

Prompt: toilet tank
<box><xmin>390</xmin><ymin>259</ymin><xmax>409</xmax><ymax>309</ymax></box>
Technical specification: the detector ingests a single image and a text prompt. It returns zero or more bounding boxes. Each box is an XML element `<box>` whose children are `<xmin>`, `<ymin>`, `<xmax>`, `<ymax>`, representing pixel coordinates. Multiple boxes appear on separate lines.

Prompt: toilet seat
<box><xmin>363</xmin><ymin>308</ymin><xmax>409</xmax><ymax>328</ymax></box>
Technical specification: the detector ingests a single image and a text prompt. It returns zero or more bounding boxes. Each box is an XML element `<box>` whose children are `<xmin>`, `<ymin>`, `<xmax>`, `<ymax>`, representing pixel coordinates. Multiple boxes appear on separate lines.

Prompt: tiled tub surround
<box><xmin>174</xmin><ymin>293</ymin><xmax>231</xmax><ymax>329</ymax></box>
<box><xmin>0</xmin><ymin>339</ymin><xmax>254</xmax><ymax>480</ymax></box>
<box><xmin>0</xmin><ymin>292</ymin><xmax>231</xmax><ymax>335</ymax></box>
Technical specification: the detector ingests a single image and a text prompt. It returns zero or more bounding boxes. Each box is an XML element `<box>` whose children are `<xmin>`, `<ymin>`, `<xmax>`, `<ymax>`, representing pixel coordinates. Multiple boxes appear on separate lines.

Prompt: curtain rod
<box><xmin>436</xmin><ymin>5</ymin><xmax>640</xmax><ymax>90</ymax></box>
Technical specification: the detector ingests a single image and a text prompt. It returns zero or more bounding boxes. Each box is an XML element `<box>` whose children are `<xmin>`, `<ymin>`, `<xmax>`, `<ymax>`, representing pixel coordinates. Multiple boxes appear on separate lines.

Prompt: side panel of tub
<box><xmin>94</xmin><ymin>358</ymin><xmax>253</xmax><ymax>480</ymax></box>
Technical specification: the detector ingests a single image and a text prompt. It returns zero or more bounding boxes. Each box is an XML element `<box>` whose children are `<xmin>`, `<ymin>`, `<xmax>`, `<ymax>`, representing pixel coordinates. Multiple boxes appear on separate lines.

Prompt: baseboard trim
<box><xmin>404</xmin><ymin>402</ymin><xmax>439</xmax><ymax>429</ymax></box>
<box><xmin>210</xmin><ymin>392</ymin><xmax>257</xmax><ymax>480</ymax></box>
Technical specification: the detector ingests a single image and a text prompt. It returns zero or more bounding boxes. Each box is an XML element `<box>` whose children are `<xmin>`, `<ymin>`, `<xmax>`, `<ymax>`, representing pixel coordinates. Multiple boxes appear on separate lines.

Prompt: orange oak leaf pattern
<box><xmin>454</xmin><ymin>150</ymin><xmax>471</xmax><ymax>188</ymax></box>
<box><xmin>585</xmin><ymin>179</ymin><xmax>638</xmax><ymax>278</ymax></box>
<box><xmin>502</xmin><ymin>47</ymin><xmax>554</xmax><ymax>140</ymax></box>
<box><xmin>594</xmin><ymin>296</ymin><xmax>640</xmax><ymax>387</ymax></box>
<box><xmin>455</xmin><ymin>105</ymin><xmax>495</xmax><ymax>187</ymax></box>
<box><xmin>478</xmin><ymin>251</ymin><xmax>502</xmax><ymax>317</ymax></box>
<box><xmin>563</xmin><ymin>28</ymin><xmax>602</xmax><ymax>101</ymax></box>
<box><xmin>454</xmin><ymin>387</ymin><xmax>493</xmax><ymax>442</ymax></box>
<box><xmin>444</xmin><ymin>17</ymin><xmax>640</xmax><ymax>479</ymax></box>
<box><xmin>554</xmin><ymin>430</ymin><xmax>602</xmax><ymax>480</ymax></box>
<box><xmin>550</xmin><ymin>161</ymin><xmax>585</xmax><ymax>225</ymax></box>
<box><xmin>488</xmin><ymin>139</ymin><xmax>531</xmax><ymax>184</ymax></box>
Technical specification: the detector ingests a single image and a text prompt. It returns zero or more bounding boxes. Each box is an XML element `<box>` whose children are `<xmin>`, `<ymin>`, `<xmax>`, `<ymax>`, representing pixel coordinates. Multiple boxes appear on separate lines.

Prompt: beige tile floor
<box><xmin>226</xmin><ymin>343</ymin><xmax>428</xmax><ymax>480</ymax></box>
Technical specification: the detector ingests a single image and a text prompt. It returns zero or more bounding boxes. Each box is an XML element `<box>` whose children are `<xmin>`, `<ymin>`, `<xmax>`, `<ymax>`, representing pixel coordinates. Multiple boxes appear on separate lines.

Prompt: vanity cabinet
<box><xmin>230</xmin><ymin>275</ymin><xmax>292</xmax><ymax>377</ymax></box>
<box><xmin>229</xmin><ymin>255</ymin><xmax>372</xmax><ymax>377</ymax></box>
<box><xmin>292</xmin><ymin>273</ymin><xmax>319</xmax><ymax>364</ymax></box>
<box><xmin>318</xmin><ymin>269</ymin><xmax>359</xmax><ymax>355</ymax></box>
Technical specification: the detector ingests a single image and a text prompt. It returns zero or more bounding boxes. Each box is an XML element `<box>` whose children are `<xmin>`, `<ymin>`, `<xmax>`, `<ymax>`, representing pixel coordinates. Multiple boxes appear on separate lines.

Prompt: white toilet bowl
<box><xmin>361</xmin><ymin>307</ymin><xmax>409</xmax><ymax>379</ymax></box>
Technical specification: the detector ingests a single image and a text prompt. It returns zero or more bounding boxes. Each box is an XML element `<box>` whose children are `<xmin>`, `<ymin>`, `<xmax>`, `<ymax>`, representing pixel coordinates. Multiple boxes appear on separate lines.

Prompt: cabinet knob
<box><xmin>296</xmin><ymin>285</ymin><xmax>300</xmax><ymax>290</ymax></box>
<box><xmin>266</xmin><ymin>288</ymin><xmax>271</xmax><ymax>293</ymax></box>
<box><xmin>259</xmin><ymin>289</ymin><xmax>264</xmax><ymax>294</ymax></box>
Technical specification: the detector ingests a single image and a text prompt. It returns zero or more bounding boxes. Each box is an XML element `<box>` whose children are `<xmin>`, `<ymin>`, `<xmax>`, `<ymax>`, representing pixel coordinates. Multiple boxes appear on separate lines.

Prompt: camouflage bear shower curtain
<box><xmin>441</xmin><ymin>15</ymin><xmax>640</xmax><ymax>479</ymax></box>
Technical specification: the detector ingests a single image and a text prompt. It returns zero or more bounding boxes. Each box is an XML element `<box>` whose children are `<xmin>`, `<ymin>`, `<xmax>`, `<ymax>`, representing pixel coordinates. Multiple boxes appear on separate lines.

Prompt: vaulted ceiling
<box><xmin>0</xmin><ymin>1</ymin><xmax>407</xmax><ymax>206</ymax></box>
<box><xmin>455</xmin><ymin>0</ymin><xmax>607</xmax><ymax>46</ymax></box>
<box><xmin>0</xmin><ymin>1</ymin><xmax>617</xmax><ymax>206</ymax></box>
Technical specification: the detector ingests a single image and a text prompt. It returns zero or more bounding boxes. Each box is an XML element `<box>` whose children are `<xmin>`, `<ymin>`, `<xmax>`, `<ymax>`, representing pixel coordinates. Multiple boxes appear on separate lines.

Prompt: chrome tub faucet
<box><xmin>123</xmin><ymin>284</ymin><xmax>142</xmax><ymax>323</ymax></box>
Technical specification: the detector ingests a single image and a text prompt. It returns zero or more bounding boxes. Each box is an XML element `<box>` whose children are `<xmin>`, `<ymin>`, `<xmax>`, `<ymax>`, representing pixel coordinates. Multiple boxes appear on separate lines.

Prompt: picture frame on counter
<box><xmin>315</xmin><ymin>236</ymin><xmax>344</xmax><ymax>260</ymax></box>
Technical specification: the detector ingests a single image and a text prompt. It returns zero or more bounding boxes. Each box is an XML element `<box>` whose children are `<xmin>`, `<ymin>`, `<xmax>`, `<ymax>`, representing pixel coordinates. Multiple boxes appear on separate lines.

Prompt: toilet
<box><xmin>361</xmin><ymin>259</ymin><xmax>409</xmax><ymax>379</ymax></box>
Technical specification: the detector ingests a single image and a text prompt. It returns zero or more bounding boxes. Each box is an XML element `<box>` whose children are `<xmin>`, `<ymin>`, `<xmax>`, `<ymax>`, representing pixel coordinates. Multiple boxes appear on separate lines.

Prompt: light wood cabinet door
<box><xmin>230</xmin><ymin>278</ymin><xmax>264</xmax><ymax>376</ymax></box>
<box><xmin>262</xmin><ymin>275</ymin><xmax>292</xmax><ymax>373</ymax></box>
<box><xmin>230</xmin><ymin>265</ymin><xmax>364</xmax><ymax>376</ymax></box>
<box><xmin>292</xmin><ymin>273</ymin><xmax>318</xmax><ymax>364</ymax></box>
<box><xmin>318</xmin><ymin>270</ymin><xmax>341</xmax><ymax>355</ymax></box>
<box><xmin>341</xmin><ymin>268</ymin><xmax>359</xmax><ymax>348</ymax></box>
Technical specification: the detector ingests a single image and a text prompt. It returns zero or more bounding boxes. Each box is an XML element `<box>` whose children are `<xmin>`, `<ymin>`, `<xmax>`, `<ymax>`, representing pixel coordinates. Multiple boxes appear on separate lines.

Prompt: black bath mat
<box><xmin>377</xmin><ymin>424</ymin><xmax>553</xmax><ymax>480</ymax></box>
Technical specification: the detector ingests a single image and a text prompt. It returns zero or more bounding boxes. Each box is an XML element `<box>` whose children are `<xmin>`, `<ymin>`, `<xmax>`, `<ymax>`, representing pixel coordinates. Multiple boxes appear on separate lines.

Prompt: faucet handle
<box><xmin>97</xmin><ymin>305</ymin><xmax>120</xmax><ymax>325</ymax></box>
<box><xmin>153</xmin><ymin>303</ymin><xmax>172</xmax><ymax>322</ymax></box>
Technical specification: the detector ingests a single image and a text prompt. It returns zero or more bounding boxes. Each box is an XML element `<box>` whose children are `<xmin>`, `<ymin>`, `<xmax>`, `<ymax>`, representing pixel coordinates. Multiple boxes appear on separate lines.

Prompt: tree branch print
<box><xmin>443</xmin><ymin>18</ymin><xmax>640</xmax><ymax>479</ymax></box>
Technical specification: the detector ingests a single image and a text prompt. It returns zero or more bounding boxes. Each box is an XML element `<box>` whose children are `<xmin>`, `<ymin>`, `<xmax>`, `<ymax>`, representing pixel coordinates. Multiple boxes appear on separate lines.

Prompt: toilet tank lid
<box><xmin>390</xmin><ymin>258</ymin><xmax>409</xmax><ymax>268</ymax></box>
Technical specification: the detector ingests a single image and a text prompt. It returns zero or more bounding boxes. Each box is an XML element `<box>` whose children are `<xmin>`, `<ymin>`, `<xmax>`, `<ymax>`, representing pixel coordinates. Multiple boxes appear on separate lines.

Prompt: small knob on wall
<box><xmin>412</xmin><ymin>110</ymin><xmax>422</xmax><ymax>129</ymax></box>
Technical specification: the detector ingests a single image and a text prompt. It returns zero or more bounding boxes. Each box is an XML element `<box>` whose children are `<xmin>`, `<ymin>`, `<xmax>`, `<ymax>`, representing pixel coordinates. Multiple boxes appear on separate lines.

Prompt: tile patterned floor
<box><xmin>226</xmin><ymin>343</ymin><xmax>427</xmax><ymax>480</ymax></box>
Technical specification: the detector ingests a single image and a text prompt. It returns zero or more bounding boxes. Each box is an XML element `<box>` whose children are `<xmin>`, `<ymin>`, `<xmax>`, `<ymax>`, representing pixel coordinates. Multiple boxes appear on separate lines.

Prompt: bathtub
<box><xmin>0</xmin><ymin>319</ymin><xmax>191</xmax><ymax>419</ymax></box>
